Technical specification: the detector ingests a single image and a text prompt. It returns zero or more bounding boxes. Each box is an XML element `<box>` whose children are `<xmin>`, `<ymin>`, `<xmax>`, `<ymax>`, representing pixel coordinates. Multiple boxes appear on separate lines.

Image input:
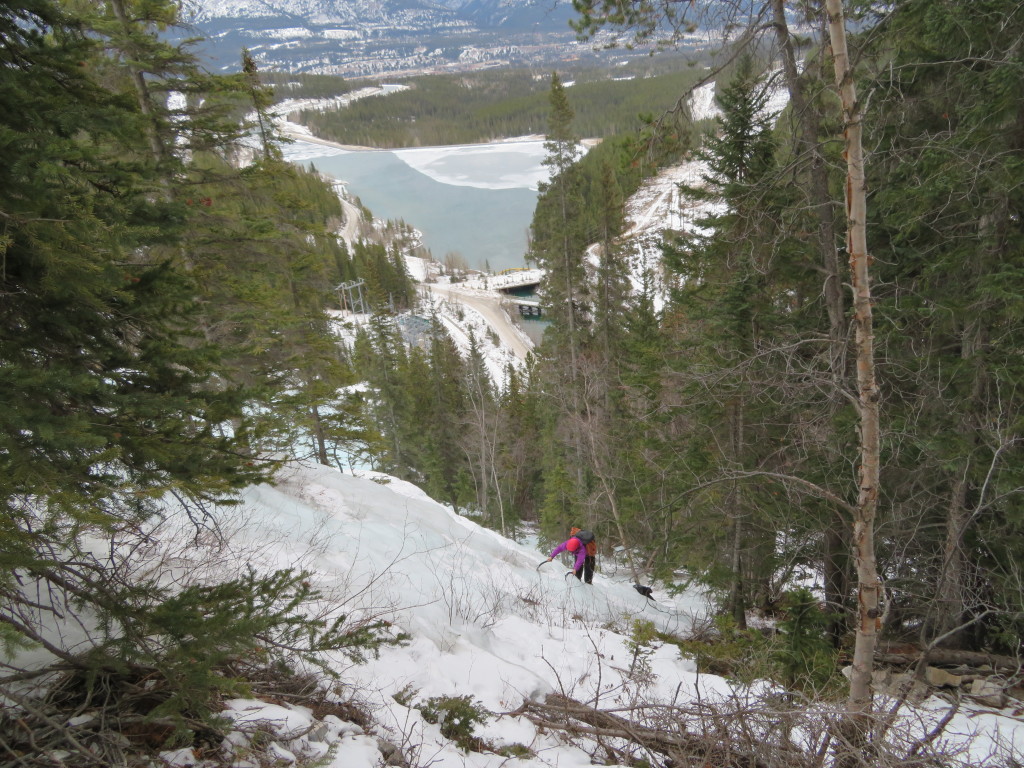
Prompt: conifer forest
<box><xmin>2</xmin><ymin>0</ymin><xmax>1024</xmax><ymax>765</ymax></box>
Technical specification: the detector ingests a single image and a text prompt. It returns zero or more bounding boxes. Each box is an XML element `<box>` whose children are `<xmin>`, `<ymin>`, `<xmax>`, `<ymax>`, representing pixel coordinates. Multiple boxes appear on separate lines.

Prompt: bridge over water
<box><xmin>489</xmin><ymin>268</ymin><xmax>543</xmax><ymax>318</ymax></box>
<box><xmin>489</xmin><ymin>267</ymin><xmax>542</xmax><ymax>291</ymax></box>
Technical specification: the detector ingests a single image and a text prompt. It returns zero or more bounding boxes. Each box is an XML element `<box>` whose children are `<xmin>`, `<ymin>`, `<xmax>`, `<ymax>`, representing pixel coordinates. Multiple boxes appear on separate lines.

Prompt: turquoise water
<box><xmin>303</xmin><ymin>151</ymin><xmax>538</xmax><ymax>272</ymax></box>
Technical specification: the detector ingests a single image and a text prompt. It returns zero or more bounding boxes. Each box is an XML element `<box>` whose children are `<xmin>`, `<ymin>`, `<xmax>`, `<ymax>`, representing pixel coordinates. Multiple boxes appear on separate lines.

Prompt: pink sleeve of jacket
<box><xmin>549</xmin><ymin>540</ymin><xmax>587</xmax><ymax>571</ymax></box>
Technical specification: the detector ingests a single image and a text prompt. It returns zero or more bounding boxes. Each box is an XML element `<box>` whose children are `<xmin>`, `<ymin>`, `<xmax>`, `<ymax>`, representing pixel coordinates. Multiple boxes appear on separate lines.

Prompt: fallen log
<box><xmin>510</xmin><ymin>693</ymin><xmax>811</xmax><ymax>768</ymax></box>
<box><xmin>876</xmin><ymin>646</ymin><xmax>1021</xmax><ymax>673</ymax></box>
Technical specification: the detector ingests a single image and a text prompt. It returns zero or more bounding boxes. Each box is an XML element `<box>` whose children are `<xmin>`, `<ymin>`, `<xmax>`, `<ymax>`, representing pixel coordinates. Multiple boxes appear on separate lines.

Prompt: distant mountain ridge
<box><xmin>190</xmin><ymin>0</ymin><xmax>434</xmax><ymax>24</ymax></box>
<box><xmin>189</xmin><ymin>0</ymin><xmax>568</xmax><ymax>24</ymax></box>
<box><xmin>182</xmin><ymin>0</ymin><xmax>590</xmax><ymax>77</ymax></box>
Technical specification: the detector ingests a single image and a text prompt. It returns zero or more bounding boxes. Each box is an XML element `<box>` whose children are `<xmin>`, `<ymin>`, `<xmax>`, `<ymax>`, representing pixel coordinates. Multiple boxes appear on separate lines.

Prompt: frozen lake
<box><xmin>285</xmin><ymin>138</ymin><xmax>550</xmax><ymax>272</ymax></box>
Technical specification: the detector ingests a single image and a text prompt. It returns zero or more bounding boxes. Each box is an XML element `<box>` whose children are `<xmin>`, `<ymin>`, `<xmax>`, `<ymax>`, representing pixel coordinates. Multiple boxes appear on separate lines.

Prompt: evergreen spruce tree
<box><xmin>662</xmin><ymin>55</ymin><xmax>788</xmax><ymax>624</ymax></box>
<box><xmin>423</xmin><ymin>314</ymin><xmax>473</xmax><ymax>511</ymax></box>
<box><xmin>496</xmin><ymin>363</ymin><xmax>545</xmax><ymax>526</ymax></box>
<box><xmin>864</xmin><ymin>0</ymin><xmax>1024</xmax><ymax>651</ymax></box>
<box><xmin>615</xmin><ymin>274</ymin><xmax>690</xmax><ymax>578</ymax></box>
<box><xmin>352</xmin><ymin>313</ymin><xmax>417</xmax><ymax>476</ymax></box>
<box><xmin>593</xmin><ymin>159</ymin><xmax>630</xmax><ymax>362</ymax></box>
<box><xmin>529</xmin><ymin>73</ymin><xmax>594</xmax><ymax>541</ymax></box>
<box><xmin>530</xmin><ymin>72</ymin><xmax>588</xmax><ymax>368</ymax></box>
<box><xmin>0</xmin><ymin>0</ymin><xmax>266</xmax><ymax>526</ymax></box>
<box><xmin>242</xmin><ymin>48</ymin><xmax>281</xmax><ymax>160</ymax></box>
<box><xmin>0</xmin><ymin>3</ymin><xmax>397</xmax><ymax>752</ymax></box>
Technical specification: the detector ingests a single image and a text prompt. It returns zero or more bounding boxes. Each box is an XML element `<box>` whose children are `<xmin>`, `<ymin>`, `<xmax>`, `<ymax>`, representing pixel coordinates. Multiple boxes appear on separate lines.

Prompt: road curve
<box><xmin>423</xmin><ymin>283</ymin><xmax>533</xmax><ymax>362</ymax></box>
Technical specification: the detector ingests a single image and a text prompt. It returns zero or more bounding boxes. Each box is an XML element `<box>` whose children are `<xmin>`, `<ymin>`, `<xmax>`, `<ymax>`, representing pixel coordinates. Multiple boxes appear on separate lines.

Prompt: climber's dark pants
<box><xmin>574</xmin><ymin>555</ymin><xmax>595</xmax><ymax>584</ymax></box>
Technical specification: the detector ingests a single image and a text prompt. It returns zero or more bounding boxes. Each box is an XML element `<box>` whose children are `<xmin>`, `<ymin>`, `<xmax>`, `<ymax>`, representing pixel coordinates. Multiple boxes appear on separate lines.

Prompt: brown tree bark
<box><xmin>770</xmin><ymin>0</ymin><xmax>846</xmax><ymax>356</ymax></box>
<box><xmin>728</xmin><ymin>396</ymin><xmax>747</xmax><ymax>629</ymax></box>
<box><xmin>929</xmin><ymin>472</ymin><xmax>970</xmax><ymax>645</ymax></box>
<box><xmin>824</xmin><ymin>523</ymin><xmax>850</xmax><ymax>645</ymax></box>
<box><xmin>310</xmin><ymin>404</ymin><xmax>329</xmax><ymax>466</ymax></box>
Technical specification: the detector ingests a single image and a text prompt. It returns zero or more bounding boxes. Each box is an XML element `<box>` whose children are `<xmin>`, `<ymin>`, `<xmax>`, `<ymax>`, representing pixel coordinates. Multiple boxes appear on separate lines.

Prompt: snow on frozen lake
<box><xmin>281</xmin><ymin>134</ymin><xmax>550</xmax><ymax>192</ymax></box>
<box><xmin>391</xmin><ymin>140</ymin><xmax>550</xmax><ymax>191</ymax></box>
<box><xmin>283</xmin><ymin>138</ymin><xmax>548</xmax><ymax>271</ymax></box>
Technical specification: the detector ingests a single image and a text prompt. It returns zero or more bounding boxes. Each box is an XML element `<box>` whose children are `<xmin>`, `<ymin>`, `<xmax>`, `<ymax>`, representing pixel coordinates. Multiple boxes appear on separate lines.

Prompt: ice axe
<box><xmin>536</xmin><ymin>558</ymin><xmax>551</xmax><ymax>571</ymax></box>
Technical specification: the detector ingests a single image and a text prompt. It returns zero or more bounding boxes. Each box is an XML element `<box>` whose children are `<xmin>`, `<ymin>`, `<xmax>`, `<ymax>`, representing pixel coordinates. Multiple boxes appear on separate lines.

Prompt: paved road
<box><xmin>423</xmin><ymin>283</ymin><xmax>533</xmax><ymax>361</ymax></box>
<box><xmin>281</xmin><ymin>128</ymin><xmax>373</xmax><ymax>153</ymax></box>
<box><xmin>336</xmin><ymin>195</ymin><xmax>363</xmax><ymax>248</ymax></box>
<box><xmin>283</xmin><ymin>130</ymin><xmax>535</xmax><ymax>361</ymax></box>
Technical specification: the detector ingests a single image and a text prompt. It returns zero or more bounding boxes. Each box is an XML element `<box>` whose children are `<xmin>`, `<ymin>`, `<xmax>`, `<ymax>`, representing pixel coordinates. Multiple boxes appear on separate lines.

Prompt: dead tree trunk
<box><xmin>512</xmin><ymin>693</ymin><xmax>810</xmax><ymax>768</ymax></box>
<box><xmin>876</xmin><ymin>645</ymin><xmax>1021</xmax><ymax>672</ymax></box>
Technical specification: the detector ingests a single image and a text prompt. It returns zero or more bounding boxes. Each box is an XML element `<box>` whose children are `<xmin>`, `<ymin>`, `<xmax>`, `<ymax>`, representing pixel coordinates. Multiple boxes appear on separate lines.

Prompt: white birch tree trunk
<box><xmin>824</xmin><ymin>0</ymin><xmax>883</xmax><ymax>733</ymax></box>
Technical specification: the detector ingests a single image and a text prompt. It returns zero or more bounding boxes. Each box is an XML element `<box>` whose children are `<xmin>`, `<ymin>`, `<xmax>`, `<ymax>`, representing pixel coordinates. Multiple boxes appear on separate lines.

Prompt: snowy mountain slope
<box><xmin>241</xmin><ymin>461</ymin><xmax>703</xmax><ymax>645</ymax></box>
<box><xmin>14</xmin><ymin>458</ymin><xmax>1024</xmax><ymax>767</ymax></box>
<box><xmin>154</xmin><ymin>461</ymin><xmax>723</xmax><ymax>766</ymax></box>
<box><xmin>155</xmin><ymin>68</ymin><xmax>1023</xmax><ymax>768</ymax></box>
<box><xmin>166</xmin><ymin>461</ymin><xmax>1024</xmax><ymax>766</ymax></box>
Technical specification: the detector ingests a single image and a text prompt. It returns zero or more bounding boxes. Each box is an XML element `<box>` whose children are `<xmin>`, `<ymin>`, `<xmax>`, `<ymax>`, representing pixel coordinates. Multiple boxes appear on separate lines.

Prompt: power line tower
<box><xmin>336</xmin><ymin>280</ymin><xmax>367</xmax><ymax>316</ymax></box>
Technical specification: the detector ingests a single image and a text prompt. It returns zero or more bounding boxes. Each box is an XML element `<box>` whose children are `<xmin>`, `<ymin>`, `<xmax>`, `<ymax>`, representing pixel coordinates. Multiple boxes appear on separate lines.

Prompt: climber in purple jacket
<box><xmin>546</xmin><ymin>529</ymin><xmax>596</xmax><ymax>584</ymax></box>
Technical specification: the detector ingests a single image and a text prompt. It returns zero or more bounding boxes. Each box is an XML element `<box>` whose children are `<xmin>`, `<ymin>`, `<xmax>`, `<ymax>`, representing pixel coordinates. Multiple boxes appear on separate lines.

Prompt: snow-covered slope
<box><xmin>20</xmin><ymin>458</ymin><xmax>1023</xmax><ymax>767</ymax></box>
<box><xmin>153</xmin><ymin>461</ymin><xmax>719</xmax><ymax>766</ymax></box>
<box><xmin>154</xmin><ymin>461</ymin><xmax>1024</xmax><ymax>767</ymax></box>
<box><xmin>242</xmin><ymin>462</ymin><xmax>702</xmax><ymax>648</ymax></box>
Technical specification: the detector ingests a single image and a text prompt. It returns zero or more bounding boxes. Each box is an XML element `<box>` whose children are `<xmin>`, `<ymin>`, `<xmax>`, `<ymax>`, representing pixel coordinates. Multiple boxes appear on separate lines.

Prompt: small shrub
<box><xmin>419</xmin><ymin>694</ymin><xmax>490</xmax><ymax>752</ymax></box>
<box><xmin>774</xmin><ymin>587</ymin><xmax>841</xmax><ymax>693</ymax></box>
<box><xmin>627</xmin><ymin>619</ymin><xmax>658</xmax><ymax>680</ymax></box>
<box><xmin>392</xmin><ymin>683</ymin><xmax>419</xmax><ymax>708</ymax></box>
<box><xmin>659</xmin><ymin>615</ymin><xmax>774</xmax><ymax>682</ymax></box>
<box><xmin>495</xmin><ymin>743</ymin><xmax>535</xmax><ymax>758</ymax></box>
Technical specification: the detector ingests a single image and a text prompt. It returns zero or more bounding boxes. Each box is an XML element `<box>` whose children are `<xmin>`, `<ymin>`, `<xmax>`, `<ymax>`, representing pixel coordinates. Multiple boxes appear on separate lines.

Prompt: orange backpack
<box><xmin>569</xmin><ymin>527</ymin><xmax>597</xmax><ymax>557</ymax></box>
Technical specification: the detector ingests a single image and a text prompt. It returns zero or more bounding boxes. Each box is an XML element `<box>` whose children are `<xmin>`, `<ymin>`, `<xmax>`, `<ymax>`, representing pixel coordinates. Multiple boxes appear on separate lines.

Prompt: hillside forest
<box><xmin>1</xmin><ymin>0</ymin><xmax>417</xmax><ymax>753</ymax></box>
<box><xmin>2</xmin><ymin>0</ymin><xmax>1024</xmax><ymax>763</ymax></box>
<box><xmin>348</xmin><ymin>0</ymin><xmax>1024</xmax><ymax>670</ymax></box>
<box><xmin>292</xmin><ymin>64</ymin><xmax>708</xmax><ymax>149</ymax></box>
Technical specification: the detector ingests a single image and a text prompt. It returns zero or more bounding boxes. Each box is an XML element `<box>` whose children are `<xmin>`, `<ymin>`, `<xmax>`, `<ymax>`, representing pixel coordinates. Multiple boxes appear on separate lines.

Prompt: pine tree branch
<box><xmin>0</xmin><ymin>613</ymin><xmax>86</xmax><ymax>669</ymax></box>
<box><xmin>0</xmin><ymin>664</ymin><xmax>76</xmax><ymax>686</ymax></box>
